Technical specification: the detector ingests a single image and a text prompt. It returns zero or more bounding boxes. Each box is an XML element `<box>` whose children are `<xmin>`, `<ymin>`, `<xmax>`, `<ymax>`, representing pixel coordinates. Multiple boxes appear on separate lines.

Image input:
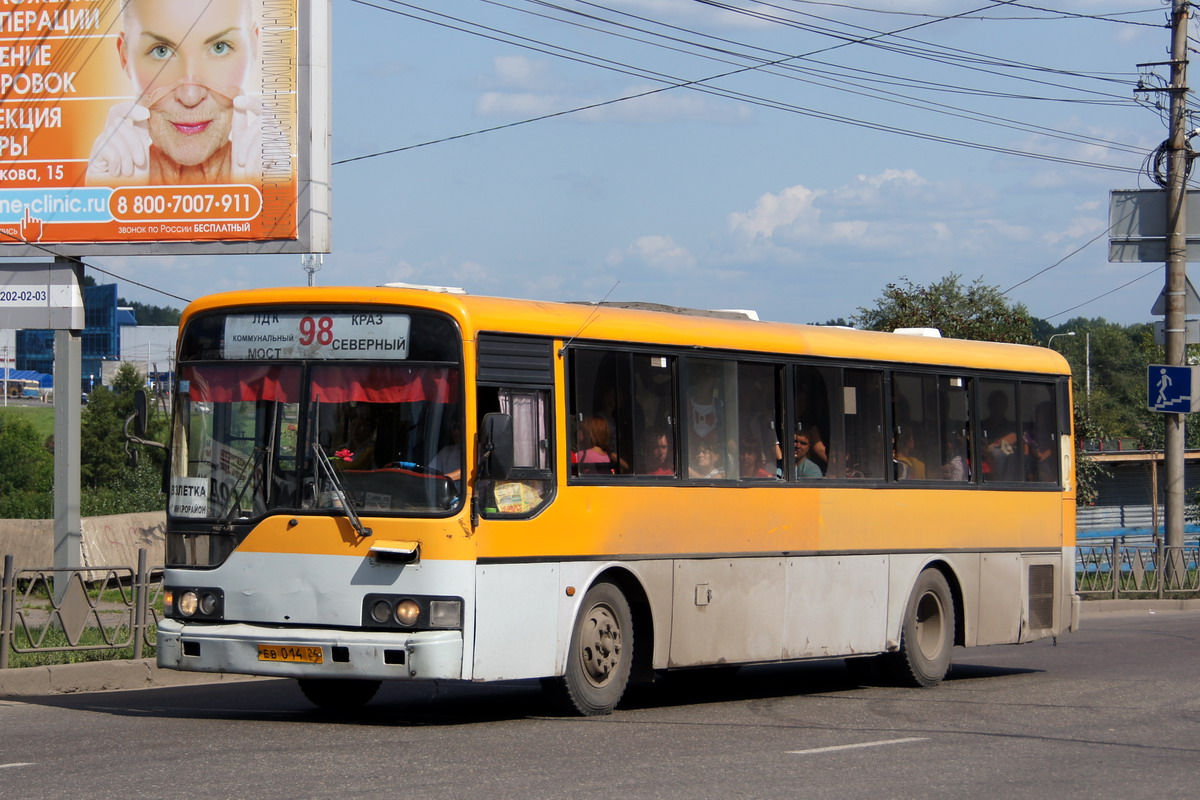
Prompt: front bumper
<box><xmin>156</xmin><ymin>618</ymin><xmax>464</xmax><ymax>681</ymax></box>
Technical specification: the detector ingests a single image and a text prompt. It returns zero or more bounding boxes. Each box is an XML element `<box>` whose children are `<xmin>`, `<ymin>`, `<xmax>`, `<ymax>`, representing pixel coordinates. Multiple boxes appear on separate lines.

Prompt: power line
<box><xmin>1043</xmin><ymin>267</ymin><xmax>1160</xmax><ymax>320</ymax></box>
<box><xmin>338</xmin><ymin>0</ymin><xmax>1143</xmax><ymax>173</ymax></box>
<box><xmin>1002</xmin><ymin>223</ymin><xmax>1120</xmax><ymax>295</ymax></box>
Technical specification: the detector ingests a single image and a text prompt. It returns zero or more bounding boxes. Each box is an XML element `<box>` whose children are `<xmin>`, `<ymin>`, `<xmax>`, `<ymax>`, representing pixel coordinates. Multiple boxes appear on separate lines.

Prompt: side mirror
<box><xmin>480</xmin><ymin>413</ymin><xmax>513</xmax><ymax>479</ymax></box>
<box><xmin>132</xmin><ymin>389</ymin><xmax>148</xmax><ymax>438</ymax></box>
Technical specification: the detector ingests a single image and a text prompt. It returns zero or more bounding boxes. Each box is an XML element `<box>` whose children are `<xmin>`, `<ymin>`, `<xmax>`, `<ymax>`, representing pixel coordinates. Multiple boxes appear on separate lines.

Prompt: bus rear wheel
<box><xmin>885</xmin><ymin>568</ymin><xmax>955</xmax><ymax>688</ymax></box>
<box><xmin>551</xmin><ymin>582</ymin><xmax>633</xmax><ymax>716</ymax></box>
<box><xmin>297</xmin><ymin>678</ymin><xmax>382</xmax><ymax>710</ymax></box>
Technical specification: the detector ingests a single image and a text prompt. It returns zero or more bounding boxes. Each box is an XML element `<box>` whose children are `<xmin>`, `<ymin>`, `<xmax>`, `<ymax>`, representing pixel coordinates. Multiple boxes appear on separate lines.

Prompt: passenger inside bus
<box><xmin>639</xmin><ymin>428</ymin><xmax>675</xmax><ymax>476</ymax></box>
<box><xmin>982</xmin><ymin>389</ymin><xmax>1020</xmax><ymax>481</ymax></box>
<box><xmin>793</xmin><ymin>430</ymin><xmax>824</xmax><ymax>478</ymax></box>
<box><xmin>690</xmin><ymin>439</ymin><xmax>725</xmax><ymax>479</ymax></box>
<box><xmin>893</xmin><ymin>427</ymin><xmax>927</xmax><ymax>480</ymax></box>
<box><xmin>739</xmin><ymin>436</ymin><xmax>774</xmax><ymax>479</ymax></box>
<box><xmin>335</xmin><ymin>405</ymin><xmax>377</xmax><ymax>470</ymax></box>
<box><xmin>574</xmin><ymin>415</ymin><xmax>616</xmax><ymax>474</ymax></box>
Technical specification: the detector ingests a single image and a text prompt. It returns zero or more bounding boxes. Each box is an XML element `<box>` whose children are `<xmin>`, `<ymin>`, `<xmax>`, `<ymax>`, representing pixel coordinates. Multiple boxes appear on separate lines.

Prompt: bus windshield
<box><xmin>169</xmin><ymin>362</ymin><xmax>464</xmax><ymax>522</ymax></box>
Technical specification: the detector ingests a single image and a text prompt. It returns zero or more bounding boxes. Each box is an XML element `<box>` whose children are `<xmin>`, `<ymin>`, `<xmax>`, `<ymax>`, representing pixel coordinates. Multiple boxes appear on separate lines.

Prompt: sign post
<box><xmin>0</xmin><ymin>259</ymin><xmax>84</xmax><ymax>580</ymax></box>
<box><xmin>53</xmin><ymin>257</ymin><xmax>83</xmax><ymax>580</ymax></box>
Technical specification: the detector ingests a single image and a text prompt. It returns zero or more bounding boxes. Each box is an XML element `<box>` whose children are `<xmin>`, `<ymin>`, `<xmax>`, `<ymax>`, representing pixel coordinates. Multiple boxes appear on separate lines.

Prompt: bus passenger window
<box><xmin>630</xmin><ymin>354</ymin><xmax>677</xmax><ymax>477</ymax></box>
<box><xmin>685</xmin><ymin>358</ymin><xmax>733</xmax><ymax>480</ymax></box>
<box><xmin>892</xmin><ymin>373</ymin><xmax>948</xmax><ymax>481</ymax></box>
<box><xmin>569</xmin><ymin>350</ymin><xmax>621</xmax><ymax>476</ymax></box>
<box><xmin>937</xmin><ymin>376</ymin><xmax>972</xmax><ymax>482</ymax></box>
<box><xmin>1021</xmin><ymin>383</ymin><xmax>1058</xmax><ymax>483</ymax></box>
<box><xmin>981</xmin><ymin>380</ymin><xmax>1020</xmax><ymax>483</ymax></box>
<box><xmin>737</xmin><ymin>362</ymin><xmax>781</xmax><ymax>480</ymax></box>
<box><xmin>793</xmin><ymin>365</ymin><xmax>834</xmax><ymax>479</ymax></box>
<box><xmin>843</xmin><ymin>370</ymin><xmax>885</xmax><ymax>479</ymax></box>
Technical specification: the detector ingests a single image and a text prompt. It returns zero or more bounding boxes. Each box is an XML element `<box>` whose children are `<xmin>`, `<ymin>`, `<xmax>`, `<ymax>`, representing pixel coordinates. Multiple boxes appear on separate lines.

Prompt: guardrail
<box><xmin>1076</xmin><ymin>536</ymin><xmax>1200</xmax><ymax>598</ymax></box>
<box><xmin>2</xmin><ymin>540</ymin><xmax>1194</xmax><ymax>668</ymax></box>
<box><xmin>0</xmin><ymin>549</ymin><xmax>162</xmax><ymax>669</ymax></box>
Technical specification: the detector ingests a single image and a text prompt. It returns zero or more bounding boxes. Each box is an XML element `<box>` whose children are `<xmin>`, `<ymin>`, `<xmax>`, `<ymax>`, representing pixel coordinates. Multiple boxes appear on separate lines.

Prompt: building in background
<box><xmin>110</xmin><ymin>321</ymin><xmax>177</xmax><ymax>390</ymax></box>
<box><xmin>17</xmin><ymin>283</ymin><xmax>119</xmax><ymax>391</ymax></box>
<box><xmin>8</xmin><ymin>284</ymin><xmax>177</xmax><ymax>393</ymax></box>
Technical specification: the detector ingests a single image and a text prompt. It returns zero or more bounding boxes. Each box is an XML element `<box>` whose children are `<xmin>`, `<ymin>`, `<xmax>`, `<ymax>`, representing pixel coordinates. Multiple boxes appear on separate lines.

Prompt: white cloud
<box><xmin>476</xmin><ymin>91</ymin><xmax>560</xmax><ymax>118</ymax></box>
<box><xmin>491</xmin><ymin>56</ymin><xmax>553</xmax><ymax>90</ymax></box>
<box><xmin>729</xmin><ymin>184</ymin><xmax>823</xmax><ymax>240</ymax></box>
<box><xmin>609</xmin><ymin>234</ymin><xmax>696</xmax><ymax>272</ymax></box>
<box><xmin>726</xmin><ymin>169</ymin><xmax>1030</xmax><ymax>262</ymax></box>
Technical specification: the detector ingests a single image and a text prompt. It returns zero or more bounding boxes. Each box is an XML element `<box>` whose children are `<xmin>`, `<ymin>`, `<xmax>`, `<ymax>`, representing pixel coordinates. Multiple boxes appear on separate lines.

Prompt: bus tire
<box><xmin>885</xmin><ymin>568</ymin><xmax>955</xmax><ymax>688</ymax></box>
<box><xmin>297</xmin><ymin>678</ymin><xmax>382</xmax><ymax>709</ymax></box>
<box><xmin>552</xmin><ymin>582</ymin><xmax>633</xmax><ymax>716</ymax></box>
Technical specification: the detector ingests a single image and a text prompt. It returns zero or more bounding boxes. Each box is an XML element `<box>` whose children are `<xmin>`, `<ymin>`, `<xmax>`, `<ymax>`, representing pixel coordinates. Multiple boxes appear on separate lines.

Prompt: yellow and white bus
<box><xmin>153</xmin><ymin>286</ymin><xmax>1078</xmax><ymax>714</ymax></box>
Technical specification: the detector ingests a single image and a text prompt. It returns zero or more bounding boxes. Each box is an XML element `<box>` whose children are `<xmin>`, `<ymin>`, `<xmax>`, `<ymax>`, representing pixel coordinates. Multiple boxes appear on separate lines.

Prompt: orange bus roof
<box><xmin>182</xmin><ymin>286</ymin><xmax>1071</xmax><ymax>376</ymax></box>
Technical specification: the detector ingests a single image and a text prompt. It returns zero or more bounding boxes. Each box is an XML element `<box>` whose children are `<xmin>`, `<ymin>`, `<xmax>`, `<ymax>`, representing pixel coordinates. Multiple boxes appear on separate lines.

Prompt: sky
<box><xmin>79</xmin><ymin>0</ymin><xmax>1187</xmax><ymax>329</ymax></box>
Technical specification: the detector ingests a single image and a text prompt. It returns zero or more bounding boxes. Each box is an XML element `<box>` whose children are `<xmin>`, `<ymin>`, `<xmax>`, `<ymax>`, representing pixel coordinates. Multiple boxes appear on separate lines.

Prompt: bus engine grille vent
<box><xmin>1027</xmin><ymin>564</ymin><xmax>1055</xmax><ymax>630</ymax></box>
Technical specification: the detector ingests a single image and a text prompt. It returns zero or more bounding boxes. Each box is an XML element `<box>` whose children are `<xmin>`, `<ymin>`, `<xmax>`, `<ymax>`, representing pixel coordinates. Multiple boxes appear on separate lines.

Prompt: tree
<box><xmin>81</xmin><ymin>363</ymin><xmax>164</xmax><ymax>491</ymax></box>
<box><xmin>852</xmin><ymin>273</ymin><xmax>1036</xmax><ymax>344</ymax></box>
<box><xmin>0</xmin><ymin>417</ymin><xmax>54</xmax><ymax>518</ymax></box>
<box><xmin>118</xmin><ymin>298</ymin><xmax>181</xmax><ymax>326</ymax></box>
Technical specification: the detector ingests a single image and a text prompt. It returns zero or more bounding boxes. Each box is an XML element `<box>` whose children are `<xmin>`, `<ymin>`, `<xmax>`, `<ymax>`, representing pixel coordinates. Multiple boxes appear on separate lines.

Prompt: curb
<box><xmin>0</xmin><ymin>658</ymin><xmax>264</xmax><ymax>698</ymax></box>
<box><xmin>1080</xmin><ymin>598</ymin><xmax>1200</xmax><ymax>615</ymax></box>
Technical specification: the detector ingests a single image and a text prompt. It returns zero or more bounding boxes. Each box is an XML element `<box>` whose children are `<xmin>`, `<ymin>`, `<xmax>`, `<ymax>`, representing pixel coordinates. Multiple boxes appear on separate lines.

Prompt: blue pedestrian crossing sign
<box><xmin>1148</xmin><ymin>365</ymin><xmax>1200</xmax><ymax>413</ymax></box>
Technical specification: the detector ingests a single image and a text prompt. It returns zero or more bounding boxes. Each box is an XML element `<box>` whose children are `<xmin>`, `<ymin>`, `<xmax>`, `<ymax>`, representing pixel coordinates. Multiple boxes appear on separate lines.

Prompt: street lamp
<box><xmin>1047</xmin><ymin>331</ymin><xmax>1076</xmax><ymax>348</ymax></box>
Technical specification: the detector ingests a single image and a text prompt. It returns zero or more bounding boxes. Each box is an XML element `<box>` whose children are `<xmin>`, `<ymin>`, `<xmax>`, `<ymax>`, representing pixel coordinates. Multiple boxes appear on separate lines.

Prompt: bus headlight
<box><xmin>165</xmin><ymin>586</ymin><xmax>224</xmax><ymax>620</ymax></box>
<box><xmin>361</xmin><ymin>594</ymin><xmax>464</xmax><ymax>630</ymax></box>
<box><xmin>370</xmin><ymin>599</ymin><xmax>393</xmax><ymax>624</ymax></box>
<box><xmin>198</xmin><ymin>592</ymin><xmax>220</xmax><ymax>616</ymax></box>
<box><xmin>394</xmin><ymin>599</ymin><xmax>421</xmax><ymax>626</ymax></box>
<box><xmin>179</xmin><ymin>590</ymin><xmax>199</xmax><ymax>617</ymax></box>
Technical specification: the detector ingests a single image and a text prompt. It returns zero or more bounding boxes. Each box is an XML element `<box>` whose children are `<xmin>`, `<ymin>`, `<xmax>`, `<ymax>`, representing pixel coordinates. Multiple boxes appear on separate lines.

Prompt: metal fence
<box><xmin>1076</xmin><ymin>536</ymin><xmax>1200</xmax><ymax>598</ymax></box>
<box><xmin>0</xmin><ymin>549</ymin><xmax>162</xmax><ymax>669</ymax></box>
<box><xmin>2</xmin><ymin>540</ymin><xmax>1194</xmax><ymax>668</ymax></box>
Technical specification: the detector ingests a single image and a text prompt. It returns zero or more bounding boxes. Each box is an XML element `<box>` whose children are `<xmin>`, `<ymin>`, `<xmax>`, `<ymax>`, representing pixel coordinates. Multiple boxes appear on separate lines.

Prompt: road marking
<box><xmin>787</xmin><ymin>737</ymin><xmax>929</xmax><ymax>755</ymax></box>
<box><xmin>0</xmin><ymin>763</ymin><xmax>35</xmax><ymax>770</ymax></box>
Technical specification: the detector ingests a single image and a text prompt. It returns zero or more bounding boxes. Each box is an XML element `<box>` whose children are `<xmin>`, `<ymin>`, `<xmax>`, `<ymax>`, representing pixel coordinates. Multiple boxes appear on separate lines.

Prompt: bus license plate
<box><xmin>257</xmin><ymin>644</ymin><xmax>324</xmax><ymax>664</ymax></box>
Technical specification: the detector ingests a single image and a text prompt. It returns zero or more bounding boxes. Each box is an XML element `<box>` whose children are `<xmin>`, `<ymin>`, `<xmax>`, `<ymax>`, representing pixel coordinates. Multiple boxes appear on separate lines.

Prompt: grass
<box><xmin>0</xmin><ymin>404</ymin><xmax>54</xmax><ymax>440</ymax></box>
<box><xmin>5</xmin><ymin>624</ymin><xmax>157</xmax><ymax>668</ymax></box>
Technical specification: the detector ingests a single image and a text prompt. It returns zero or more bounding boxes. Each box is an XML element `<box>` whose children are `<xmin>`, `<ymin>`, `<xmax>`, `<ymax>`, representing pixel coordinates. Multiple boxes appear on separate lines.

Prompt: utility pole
<box><xmin>1164</xmin><ymin>0</ymin><xmax>1190</xmax><ymax>568</ymax></box>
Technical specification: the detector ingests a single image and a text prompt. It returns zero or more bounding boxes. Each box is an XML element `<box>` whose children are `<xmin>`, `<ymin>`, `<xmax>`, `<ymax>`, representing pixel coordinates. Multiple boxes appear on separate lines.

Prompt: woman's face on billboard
<box><xmin>119</xmin><ymin>0</ymin><xmax>255</xmax><ymax>166</ymax></box>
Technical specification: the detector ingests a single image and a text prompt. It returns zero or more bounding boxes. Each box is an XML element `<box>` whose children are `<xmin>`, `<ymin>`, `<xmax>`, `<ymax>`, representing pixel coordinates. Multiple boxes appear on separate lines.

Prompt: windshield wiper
<box><xmin>216</xmin><ymin>446</ymin><xmax>267</xmax><ymax>531</ymax></box>
<box><xmin>312</xmin><ymin>443</ymin><xmax>372</xmax><ymax>538</ymax></box>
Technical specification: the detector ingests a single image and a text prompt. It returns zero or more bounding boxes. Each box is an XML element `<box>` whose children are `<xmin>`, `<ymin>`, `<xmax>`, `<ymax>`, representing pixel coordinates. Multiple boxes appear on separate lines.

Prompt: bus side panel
<box><xmin>782</xmin><ymin>555</ymin><xmax>889</xmax><ymax>659</ymax></box>
<box><xmin>668</xmin><ymin>558</ymin><xmax>785</xmax><ymax>668</ymax></box>
<box><xmin>473</xmin><ymin>563</ymin><xmax>560</xmax><ymax>681</ymax></box>
<box><xmin>976</xmin><ymin>553</ymin><xmax>1023</xmax><ymax>645</ymax></box>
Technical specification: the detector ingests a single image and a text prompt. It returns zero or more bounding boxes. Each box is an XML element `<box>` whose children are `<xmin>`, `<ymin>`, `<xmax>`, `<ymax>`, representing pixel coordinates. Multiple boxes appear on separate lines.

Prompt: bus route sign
<box><xmin>223</xmin><ymin>312</ymin><xmax>411</xmax><ymax>360</ymax></box>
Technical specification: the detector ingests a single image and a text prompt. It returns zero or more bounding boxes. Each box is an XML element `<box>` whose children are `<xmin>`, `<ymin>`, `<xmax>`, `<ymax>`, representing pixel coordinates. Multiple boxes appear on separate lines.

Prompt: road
<box><xmin>1</xmin><ymin>609</ymin><xmax>1196</xmax><ymax>800</ymax></box>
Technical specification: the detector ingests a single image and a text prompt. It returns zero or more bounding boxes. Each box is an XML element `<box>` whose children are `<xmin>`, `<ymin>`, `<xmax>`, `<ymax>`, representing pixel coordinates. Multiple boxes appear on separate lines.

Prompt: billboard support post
<box><xmin>52</xmin><ymin>257</ymin><xmax>83</xmax><ymax>594</ymax></box>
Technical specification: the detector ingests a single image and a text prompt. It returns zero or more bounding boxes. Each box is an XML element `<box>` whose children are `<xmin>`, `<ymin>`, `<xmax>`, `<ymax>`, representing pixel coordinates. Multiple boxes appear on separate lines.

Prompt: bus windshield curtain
<box><xmin>309</xmin><ymin>366</ymin><xmax>459</xmax><ymax>404</ymax></box>
<box><xmin>182</xmin><ymin>365</ymin><xmax>300</xmax><ymax>403</ymax></box>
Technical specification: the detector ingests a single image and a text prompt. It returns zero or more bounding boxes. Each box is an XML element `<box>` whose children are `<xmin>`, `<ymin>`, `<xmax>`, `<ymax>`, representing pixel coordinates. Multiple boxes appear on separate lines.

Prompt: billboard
<box><xmin>0</xmin><ymin>0</ymin><xmax>329</xmax><ymax>255</ymax></box>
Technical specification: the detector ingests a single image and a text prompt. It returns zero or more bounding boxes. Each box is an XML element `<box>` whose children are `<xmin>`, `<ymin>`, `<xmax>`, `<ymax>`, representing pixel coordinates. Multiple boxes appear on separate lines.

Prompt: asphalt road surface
<box><xmin>1</xmin><ymin>609</ymin><xmax>1196</xmax><ymax>800</ymax></box>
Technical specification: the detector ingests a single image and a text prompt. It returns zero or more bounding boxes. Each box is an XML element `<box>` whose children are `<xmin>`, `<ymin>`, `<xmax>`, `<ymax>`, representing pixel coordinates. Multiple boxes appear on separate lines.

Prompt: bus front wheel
<box><xmin>297</xmin><ymin>678</ymin><xmax>382</xmax><ymax>710</ymax></box>
<box><xmin>551</xmin><ymin>582</ymin><xmax>634</xmax><ymax>716</ymax></box>
<box><xmin>886</xmin><ymin>568</ymin><xmax>955</xmax><ymax>688</ymax></box>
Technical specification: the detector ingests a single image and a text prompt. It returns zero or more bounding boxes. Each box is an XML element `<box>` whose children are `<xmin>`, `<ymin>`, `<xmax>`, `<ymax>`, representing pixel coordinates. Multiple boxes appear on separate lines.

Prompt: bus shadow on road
<box><xmin>17</xmin><ymin>658</ymin><xmax>1042</xmax><ymax>726</ymax></box>
<box><xmin>619</xmin><ymin>658</ymin><xmax>1042</xmax><ymax>712</ymax></box>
